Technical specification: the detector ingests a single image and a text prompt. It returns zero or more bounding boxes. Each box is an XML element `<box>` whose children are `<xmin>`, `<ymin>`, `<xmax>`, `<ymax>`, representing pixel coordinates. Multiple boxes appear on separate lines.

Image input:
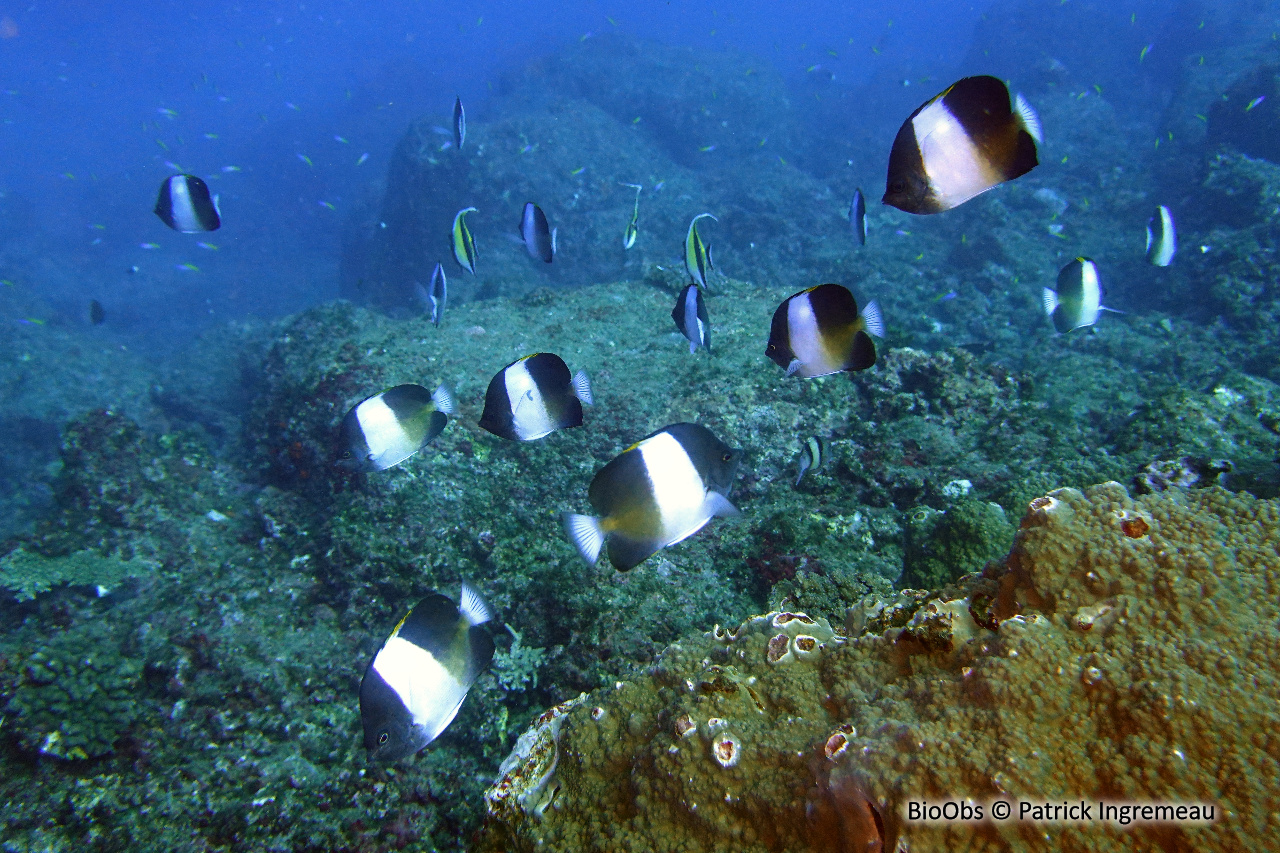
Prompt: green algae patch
<box><xmin>0</xmin><ymin>548</ymin><xmax>156</xmax><ymax>601</ymax></box>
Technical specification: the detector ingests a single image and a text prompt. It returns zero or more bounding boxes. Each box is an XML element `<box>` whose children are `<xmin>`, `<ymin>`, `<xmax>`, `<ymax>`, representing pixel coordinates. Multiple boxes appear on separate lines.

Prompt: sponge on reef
<box><xmin>476</xmin><ymin>482</ymin><xmax>1280</xmax><ymax>852</ymax></box>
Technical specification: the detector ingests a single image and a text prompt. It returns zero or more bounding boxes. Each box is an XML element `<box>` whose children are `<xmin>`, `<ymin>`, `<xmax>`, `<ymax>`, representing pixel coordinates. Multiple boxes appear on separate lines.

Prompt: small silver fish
<box><xmin>415</xmin><ymin>263</ymin><xmax>447</xmax><ymax>327</ymax></box>
<box><xmin>453</xmin><ymin>97</ymin><xmax>466</xmax><ymax>150</ymax></box>
<box><xmin>849</xmin><ymin>189</ymin><xmax>867</xmax><ymax>246</ymax></box>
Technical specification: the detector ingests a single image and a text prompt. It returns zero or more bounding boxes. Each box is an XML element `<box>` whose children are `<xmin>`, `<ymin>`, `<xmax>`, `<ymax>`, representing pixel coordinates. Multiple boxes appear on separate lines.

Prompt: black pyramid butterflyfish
<box><xmin>563</xmin><ymin>423</ymin><xmax>741</xmax><ymax>572</ymax></box>
<box><xmin>883</xmin><ymin>75</ymin><xmax>1041</xmax><ymax>215</ymax></box>
<box><xmin>359</xmin><ymin>583</ymin><xmax>494</xmax><ymax>763</ymax></box>
<box><xmin>338</xmin><ymin>383</ymin><xmax>455</xmax><ymax>471</ymax></box>
<box><xmin>478</xmin><ymin>353</ymin><xmax>592</xmax><ymax>442</ymax></box>
<box><xmin>766</xmin><ymin>283</ymin><xmax>883</xmax><ymax>378</ymax></box>
<box><xmin>154</xmin><ymin>174</ymin><xmax>221</xmax><ymax>232</ymax></box>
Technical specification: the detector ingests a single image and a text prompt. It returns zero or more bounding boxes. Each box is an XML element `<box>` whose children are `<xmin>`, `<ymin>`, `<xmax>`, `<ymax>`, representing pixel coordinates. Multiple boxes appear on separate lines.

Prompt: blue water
<box><xmin>0</xmin><ymin>0</ymin><xmax>1201</xmax><ymax>346</ymax></box>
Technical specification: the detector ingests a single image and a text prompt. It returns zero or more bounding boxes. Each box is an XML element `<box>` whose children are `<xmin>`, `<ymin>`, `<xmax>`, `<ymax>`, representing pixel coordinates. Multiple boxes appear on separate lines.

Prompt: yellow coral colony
<box><xmin>476</xmin><ymin>482</ymin><xmax>1280</xmax><ymax>852</ymax></box>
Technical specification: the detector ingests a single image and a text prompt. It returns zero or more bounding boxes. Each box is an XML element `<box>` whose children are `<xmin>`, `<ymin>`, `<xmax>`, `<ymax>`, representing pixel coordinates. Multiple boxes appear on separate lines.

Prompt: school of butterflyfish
<box><xmin>146</xmin><ymin>78</ymin><xmax>1178</xmax><ymax>763</ymax></box>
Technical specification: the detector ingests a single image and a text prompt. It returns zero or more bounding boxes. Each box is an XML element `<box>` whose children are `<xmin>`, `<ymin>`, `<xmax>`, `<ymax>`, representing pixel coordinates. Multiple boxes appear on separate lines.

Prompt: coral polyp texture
<box><xmin>475</xmin><ymin>482</ymin><xmax>1280</xmax><ymax>852</ymax></box>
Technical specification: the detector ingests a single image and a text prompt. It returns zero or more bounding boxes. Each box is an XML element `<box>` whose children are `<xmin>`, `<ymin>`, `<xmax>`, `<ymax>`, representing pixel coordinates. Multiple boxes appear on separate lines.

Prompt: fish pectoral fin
<box><xmin>512</xmin><ymin>389</ymin><xmax>535</xmax><ymax>417</ymax></box>
<box><xmin>563</xmin><ymin>513</ymin><xmax>606</xmax><ymax>564</ymax></box>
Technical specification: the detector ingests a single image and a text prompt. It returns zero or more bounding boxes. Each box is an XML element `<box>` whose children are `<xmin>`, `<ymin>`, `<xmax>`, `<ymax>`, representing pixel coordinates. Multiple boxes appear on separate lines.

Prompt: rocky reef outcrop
<box><xmin>477</xmin><ymin>482</ymin><xmax>1280</xmax><ymax>851</ymax></box>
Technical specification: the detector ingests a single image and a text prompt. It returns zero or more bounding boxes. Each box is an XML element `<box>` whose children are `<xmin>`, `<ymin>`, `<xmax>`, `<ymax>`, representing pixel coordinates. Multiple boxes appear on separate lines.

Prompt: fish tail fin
<box><xmin>1041</xmin><ymin>288</ymin><xmax>1060</xmax><ymax>317</ymax></box>
<box><xmin>459</xmin><ymin>581</ymin><xmax>493</xmax><ymax>626</ymax></box>
<box><xmin>1014</xmin><ymin>93</ymin><xmax>1043</xmax><ymax>145</ymax></box>
<box><xmin>563</xmin><ymin>513</ymin><xmax>605</xmax><ymax>564</ymax></box>
<box><xmin>860</xmin><ymin>299</ymin><xmax>885</xmax><ymax>338</ymax></box>
<box><xmin>572</xmin><ymin>370</ymin><xmax>593</xmax><ymax>406</ymax></box>
<box><xmin>432</xmin><ymin>384</ymin><xmax>456</xmax><ymax>415</ymax></box>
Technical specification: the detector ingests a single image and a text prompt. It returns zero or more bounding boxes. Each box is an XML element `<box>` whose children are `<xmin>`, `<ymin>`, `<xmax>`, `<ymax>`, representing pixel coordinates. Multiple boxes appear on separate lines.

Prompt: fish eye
<box><xmin>340</xmin><ymin>450</ymin><xmax>351</xmax><ymax>459</ymax></box>
<box><xmin>890</xmin><ymin>179</ymin><xmax>906</xmax><ymax>194</ymax></box>
<box><xmin>378</xmin><ymin>732</ymin><xmax>389</xmax><ymax>745</ymax></box>
<box><xmin>722</xmin><ymin>452</ymin><xmax>733</xmax><ymax>462</ymax></box>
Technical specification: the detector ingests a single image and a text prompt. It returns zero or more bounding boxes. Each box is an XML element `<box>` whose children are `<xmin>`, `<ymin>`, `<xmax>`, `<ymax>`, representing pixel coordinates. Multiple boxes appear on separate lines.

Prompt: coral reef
<box><xmin>6</xmin><ymin>620</ymin><xmax>143</xmax><ymax>760</ymax></box>
<box><xmin>900</xmin><ymin>496</ymin><xmax>1012</xmax><ymax>590</ymax></box>
<box><xmin>476</xmin><ymin>483</ymin><xmax>1280</xmax><ymax>851</ymax></box>
<box><xmin>0</xmin><ymin>548</ymin><xmax>155</xmax><ymax>601</ymax></box>
<box><xmin>3</xmin><ymin>20</ymin><xmax>1280</xmax><ymax>853</ymax></box>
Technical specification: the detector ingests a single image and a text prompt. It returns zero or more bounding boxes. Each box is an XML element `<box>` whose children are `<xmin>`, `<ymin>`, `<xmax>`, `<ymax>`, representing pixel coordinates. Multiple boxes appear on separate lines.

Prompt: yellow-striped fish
<box><xmin>452</xmin><ymin>207</ymin><xmax>478</xmax><ymax>274</ymax></box>
<box><xmin>684</xmin><ymin>212</ymin><xmax>717</xmax><ymax>290</ymax></box>
<box><xmin>621</xmin><ymin>183</ymin><xmax>642</xmax><ymax>249</ymax></box>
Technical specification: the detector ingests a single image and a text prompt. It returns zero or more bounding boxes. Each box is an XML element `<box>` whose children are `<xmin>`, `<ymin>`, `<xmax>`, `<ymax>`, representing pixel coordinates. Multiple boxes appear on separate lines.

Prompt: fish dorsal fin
<box><xmin>1014</xmin><ymin>93</ymin><xmax>1043</xmax><ymax>145</ymax></box>
<box><xmin>860</xmin><ymin>299</ymin><xmax>884</xmax><ymax>339</ymax></box>
<box><xmin>393</xmin><ymin>593</ymin><xmax>464</xmax><ymax>659</ymax></box>
<box><xmin>459</xmin><ymin>581</ymin><xmax>493</xmax><ymax>626</ymax></box>
<box><xmin>466</xmin><ymin>624</ymin><xmax>496</xmax><ymax>681</ymax></box>
<box><xmin>380</xmin><ymin>384</ymin><xmax>436</xmax><ymax>421</ymax></box>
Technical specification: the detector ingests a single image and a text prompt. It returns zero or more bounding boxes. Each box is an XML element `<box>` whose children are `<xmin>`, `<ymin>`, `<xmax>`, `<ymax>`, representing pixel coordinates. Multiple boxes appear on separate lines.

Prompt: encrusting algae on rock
<box><xmin>475</xmin><ymin>482</ymin><xmax>1280</xmax><ymax>852</ymax></box>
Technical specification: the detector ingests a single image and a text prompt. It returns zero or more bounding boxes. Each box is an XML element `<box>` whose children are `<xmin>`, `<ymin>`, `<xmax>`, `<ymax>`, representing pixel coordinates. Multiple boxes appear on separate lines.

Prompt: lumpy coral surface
<box><xmin>477</xmin><ymin>483</ymin><xmax>1280</xmax><ymax>852</ymax></box>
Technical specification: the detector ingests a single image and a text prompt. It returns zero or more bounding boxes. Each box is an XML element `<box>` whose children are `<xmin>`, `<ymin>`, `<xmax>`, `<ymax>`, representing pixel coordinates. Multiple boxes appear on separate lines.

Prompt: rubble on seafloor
<box><xmin>476</xmin><ymin>482</ymin><xmax>1280</xmax><ymax>852</ymax></box>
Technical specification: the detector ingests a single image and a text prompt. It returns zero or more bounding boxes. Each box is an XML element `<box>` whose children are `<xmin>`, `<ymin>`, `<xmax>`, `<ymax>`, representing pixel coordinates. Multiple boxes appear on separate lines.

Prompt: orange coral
<box><xmin>476</xmin><ymin>483</ymin><xmax>1280</xmax><ymax>852</ymax></box>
